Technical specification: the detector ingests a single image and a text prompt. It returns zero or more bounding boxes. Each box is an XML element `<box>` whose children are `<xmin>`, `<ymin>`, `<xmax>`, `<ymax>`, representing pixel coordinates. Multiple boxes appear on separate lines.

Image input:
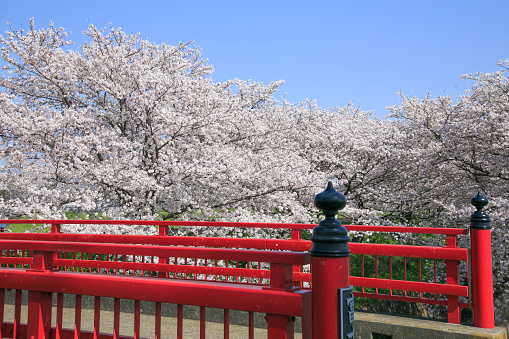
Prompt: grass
<box><xmin>2</xmin><ymin>222</ymin><xmax>51</xmax><ymax>233</ymax></box>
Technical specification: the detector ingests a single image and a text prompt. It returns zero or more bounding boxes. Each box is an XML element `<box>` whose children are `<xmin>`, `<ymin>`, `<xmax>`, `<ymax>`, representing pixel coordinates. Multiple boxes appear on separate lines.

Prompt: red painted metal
<box><xmin>0</xmin><ymin>219</ymin><xmax>470</xmax><ymax>235</ymax></box>
<box><xmin>470</xmin><ymin>228</ymin><xmax>495</xmax><ymax>328</ymax></box>
<box><xmin>56</xmin><ymin>293</ymin><xmax>63</xmax><ymax>339</ymax></box>
<box><xmin>0</xmin><ymin>288</ymin><xmax>4</xmax><ymax>339</ymax></box>
<box><xmin>27</xmin><ymin>290</ymin><xmax>52</xmax><ymax>339</ymax></box>
<box><xmin>0</xmin><ymin>270</ymin><xmax>307</xmax><ymax>315</ymax></box>
<box><xmin>113</xmin><ymin>298</ymin><xmax>120</xmax><ymax>339</ymax></box>
<box><xmin>444</xmin><ymin>235</ymin><xmax>460</xmax><ymax>324</ymax></box>
<box><xmin>134</xmin><ymin>300</ymin><xmax>140</xmax><ymax>339</ymax></box>
<box><xmin>15</xmin><ymin>289</ymin><xmax>22</xmax><ymax>339</ymax></box>
<box><xmin>51</xmin><ymin>224</ymin><xmax>61</xmax><ymax>233</ymax></box>
<box><xmin>223</xmin><ymin>309</ymin><xmax>230</xmax><ymax>339</ymax></box>
<box><xmin>94</xmin><ymin>296</ymin><xmax>100</xmax><ymax>339</ymax></box>
<box><xmin>1</xmin><ymin>232</ymin><xmax>470</xmax><ymax>261</ymax></box>
<box><xmin>311</xmin><ymin>256</ymin><xmax>350</xmax><ymax>339</ymax></box>
<box><xmin>0</xmin><ymin>218</ymin><xmax>494</xmax><ymax>336</ymax></box>
<box><xmin>349</xmin><ymin>242</ymin><xmax>469</xmax><ymax>260</ymax></box>
<box><xmin>350</xmin><ymin>276</ymin><xmax>468</xmax><ymax>296</ymax></box>
<box><xmin>200</xmin><ymin>306</ymin><xmax>206</xmax><ymax>339</ymax></box>
<box><xmin>177</xmin><ymin>304</ymin><xmax>183</xmax><ymax>339</ymax></box>
<box><xmin>353</xmin><ymin>291</ymin><xmax>470</xmax><ymax>308</ymax></box>
<box><xmin>155</xmin><ymin>302</ymin><xmax>161</xmax><ymax>339</ymax></box>
<box><xmin>248</xmin><ymin>311</ymin><xmax>254</xmax><ymax>339</ymax></box>
<box><xmin>0</xmin><ymin>239</ymin><xmax>310</xmax><ymax>265</ymax></box>
<box><xmin>75</xmin><ymin>295</ymin><xmax>82</xmax><ymax>339</ymax></box>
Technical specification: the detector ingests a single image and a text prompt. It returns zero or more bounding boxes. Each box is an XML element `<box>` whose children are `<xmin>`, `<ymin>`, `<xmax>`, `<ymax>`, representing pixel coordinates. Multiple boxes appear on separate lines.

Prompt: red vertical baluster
<box><xmin>434</xmin><ymin>259</ymin><xmax>437</xmax><ymax>300</ymax></box>
<box><xmin>214</xmin><ymin>259</ymin><xmax>218</xmax><ymax>282</ymax></box>
<box><xmin>51</xmin><ymin>223</ymin><xmax>61</xmax><ymax>233</ymax></box>
<box><xmin>223</xmin><ymin>309</ymin><xmax>230</xmax><ymax>339</ymax></box>
<box><xmin>248</xmin><ymin>311</ymin><xmax>254</xmax><ymax>339</ymax></box>
<box><xmin>257</xmin><ymin>262</ymin><xmax>261</xmax><ymax>285</ymax></box>
<box><xmin>73</xmin><ymin>252</ymin><xmax>76</xmax><ymax>272</ymax></box>
<box><xmin>444</xmin><ymin>234</ymin><xmax>460</xmax><ymax>324</ymax></box>
<box><xmin>14</xmin><ymin>289</ymin><xmax>21</xmax><ymax>339</ymax></box>
<box><xmin>105</xmin><ymin>253</ymin><xmax>109</xmax><ymax>274</ymax></box>
<box><xmin>375</xmin><ymin>255</ymin><xmax>379</xmax><ymax>294</ymax></box>
<box><xmin>134</xmin><ymin>300</ymin><xmax>141</xmax><ymax>339</ymax></box>
<box><xmin>27</xmin><ymin>250</ymin><xmax>55</xmax><ymax>339</ymax></box>
<box><xmin>235</xmin><ymin>260</ymin><xmax>239</xmax><ymax>283</ymax></box>
<box><xmin>389</xmin><ymin>256</ymin><xmax>393</xmax><ymax>296</ymax></box>
<box><xmin>265</xmin><ymin>314</ymin><xmax>294</xmax><ymax>339</ymax></box>
<box><xmin>0</xmin><ymin>288</ymin><xmax>4</xmax><ymax>339</ymax></box>
<box><xmin>200</xmin><ymin>306</ymin><xmax>206</xmax><ymax>339</ymax></box>
<box><xmin>404</xmin><ymin>257</ymin><xmax>407</xmax><ymax>297</ymax></box>
<box><xmin>113</xmin><ymin>298</ymin><xmax>120</xmax><ymax>339</ymax></box>
<box><xmin>419</xmin><ymin>258</ymin><xmax>422</xmax><ymax>299</ymax></box>
<box><xmin>177</xmin><ymin>304</ymin><xmax>183</xmax><ymax>339</ymax></box>
<box><xmin>93</xmin><ymin>296</ymin><xmax>101</xmax><ymax>339</ymax></box>
<box><xmin>151</xmin><ymin>255</ymin><xmax>155</xmax><ymax>277</ymax></box>
<box><xmin>155</xmin><ymin>302</ymin><xmax>162</xmax><ymax>339</ymax></box>
<box><xmin>195</xmin><ymin>257</ymin><xmax>198</xmax><ymax>280</ymax></box>
<box><xmin>361</xmin><ymin>254</ymin><xmax>365</xmax><ymax>293</ymax></box>
<box><xmin>292</xmin><ymin>229</ymin><xmax>304</xmax><ymax>288</ymax></box>
<box><xmin>56</xmin><ymin>293</ymin><xmax>64</xmax><ymax>339</ymax></box>
<box><xmin>74</xmin><ymin>294</ymin><xmax>82</xmax><ymax>339</ymax></box>
<box><xmin>27</xmin><ymin>291</ymin><xmax>52</xmax><ymax>339</ymax></box>
<box><xmin>265</xmin><ymin>263</ymin><xmax>295</xmax><ymax>338</ymax></box>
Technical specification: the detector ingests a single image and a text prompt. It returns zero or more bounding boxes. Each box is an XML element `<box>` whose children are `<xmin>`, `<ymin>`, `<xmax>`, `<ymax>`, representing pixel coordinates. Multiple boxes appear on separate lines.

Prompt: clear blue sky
<box><xmin>1</xmin><ymin>0</ymin><xmax>508</xmax><ymax>117</ymax></box>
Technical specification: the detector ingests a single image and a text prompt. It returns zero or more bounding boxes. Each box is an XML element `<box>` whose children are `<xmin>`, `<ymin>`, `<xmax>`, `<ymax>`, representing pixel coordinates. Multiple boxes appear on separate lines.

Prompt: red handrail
<box><xmin>0</xmin><ymin>219</ymin><xmax>469</xmax><ymax>234</ymax></box>
<box><xmin>0</xmin><ymin>218</ymin><xmax>492</xmax><ymax>333</ymax></box>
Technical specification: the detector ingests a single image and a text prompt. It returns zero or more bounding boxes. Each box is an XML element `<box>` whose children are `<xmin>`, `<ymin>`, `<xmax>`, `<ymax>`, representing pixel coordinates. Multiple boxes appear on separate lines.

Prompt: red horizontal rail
<box><xmin>0</xmin><ymin>254</ymin><xmax>272</xmax><ymax>281</ymax></box>
<box><xmin>0</xmin><ymin>240</ymin><xmax>310</xmax><ymax>265</ymax></box>
<box><xmin>0</xmin><ymin>257</ymin><xmax>32</xmax><ymax>266</ymax></box>
<box><xmin>0</xmin><ymin>269</ymin><xmax>308</xmax><ymax>316</ymax></box>
<box><xmin>346</xmin><ymin>225</ymin><xmax>468</xmax><ymax>235</ymax></box>
<box><xmin>51</xmin><ymin>259</ymin><xmax>270</xmax><ymax>280</ymax></box>
<box><xmin>350</xmin><ymin>276</ymin><xmax>469</xmax><ymax>296</ymax></box>
<box><xmin>0</xmin><ymin>235</ymin><xmax>467</xmax><ymax>261</ymax></box>
<box><xmin>0</xmin><ymin>219</ymin><xmax>469</xmax><ymax>235</ymax></box>
<box><xmin>1</xmin><ymin>219</ymin><xmax>309</xmax><ymax>228</ymax></box>
<box><xmin>0</xmin><ymin>233</ymin><xmax>310</xmax><ymax>251</ymax></box>
<box><xmin>349</xmin><ymin>242</ymin><xmax>468</xmax><ymax>261</ymax></box>
<box><xmin>0</xmin><ymin>256</ymin><xmax>469</xmax><ymax>300</ymax></box>
<box><xmin>353</xmin><ymin>291</ymin><xmax>470</xmax><ymax>309</ymax></box>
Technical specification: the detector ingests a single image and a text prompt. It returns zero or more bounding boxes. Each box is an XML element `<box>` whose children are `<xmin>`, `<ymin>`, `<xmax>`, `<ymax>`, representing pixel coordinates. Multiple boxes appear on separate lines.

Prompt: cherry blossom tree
<box><xmin>0</xmin><ymin>20</ymin><xmax>317</xmax><ymax>224</ymax></box>
<box><xmin>387</xmin><ymin>60</ymin><xmax>509</xmax><ymax>326</ymax></box>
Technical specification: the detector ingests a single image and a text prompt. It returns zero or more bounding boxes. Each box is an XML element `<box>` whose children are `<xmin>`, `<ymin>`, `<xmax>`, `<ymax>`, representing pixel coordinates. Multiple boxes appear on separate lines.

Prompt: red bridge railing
<box><xmin>0</xmin><ymin>191</ymin><xmax>496</xmax><ymax>337</ymax></box>
<box><xmin>0</xmin><ymin>234</ymin><xmax>312</xmax><ymax>338</ymax></box>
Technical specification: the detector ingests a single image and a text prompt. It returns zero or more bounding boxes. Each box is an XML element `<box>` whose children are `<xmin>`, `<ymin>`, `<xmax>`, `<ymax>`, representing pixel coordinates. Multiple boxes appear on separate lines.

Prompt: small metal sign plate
<box><xmin>338</xmin><ymin>285</ymin><xmax>354</xmax><ymax>339</ymax></box>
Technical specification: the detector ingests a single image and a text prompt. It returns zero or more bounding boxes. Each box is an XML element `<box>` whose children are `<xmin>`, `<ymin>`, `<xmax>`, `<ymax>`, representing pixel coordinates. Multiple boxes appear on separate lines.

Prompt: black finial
<box><xmin>310</xmin><ymin>182</ymin><xmax>350</xmax><ymax>257</ymax></box>
<box><xmin>470</xmin><ymin>192</ymin><xmax>491</xmax><ymax>230</ymax></box>
<box><xmin>314</xmin><ymin>181</ymin><xmax>347</xmax><ymax>219</ymax></box>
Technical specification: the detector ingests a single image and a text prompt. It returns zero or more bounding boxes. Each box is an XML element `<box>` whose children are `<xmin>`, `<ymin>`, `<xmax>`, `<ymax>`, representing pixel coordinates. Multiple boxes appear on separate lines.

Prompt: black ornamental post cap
<box><xmin>470</xmin><ymin>192</ymin><xmax>491</xmax><ymax>230</ymax></box>
<box><xmin>310</xmin><ymin>182</ymin><xmax>350</xmax><ymax>257</ymax></box>
<box><xmin>314</xmin><ymin>181</ymin><xmax>347</xmax><ymax>217</ymax></box>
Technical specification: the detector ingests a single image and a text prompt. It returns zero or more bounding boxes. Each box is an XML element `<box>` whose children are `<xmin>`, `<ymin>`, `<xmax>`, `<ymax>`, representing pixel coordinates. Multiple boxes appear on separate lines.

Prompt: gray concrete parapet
<box><xmin>354</xmin><ymin>311</ymin><xmax>507</xmax><ymax>339</ymax></box>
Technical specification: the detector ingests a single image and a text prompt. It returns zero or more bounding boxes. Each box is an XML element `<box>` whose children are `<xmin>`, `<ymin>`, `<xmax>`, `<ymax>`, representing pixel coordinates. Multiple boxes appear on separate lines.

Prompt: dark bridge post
<box><xmin>310</xmin><ymin>182</ymin><xmax>353</xmax><ymax>338</ymax></box>
<box><xmin>470</xmin><ymin>193</ymin><xmax>495</xmax><ymax>328</ymax></box>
